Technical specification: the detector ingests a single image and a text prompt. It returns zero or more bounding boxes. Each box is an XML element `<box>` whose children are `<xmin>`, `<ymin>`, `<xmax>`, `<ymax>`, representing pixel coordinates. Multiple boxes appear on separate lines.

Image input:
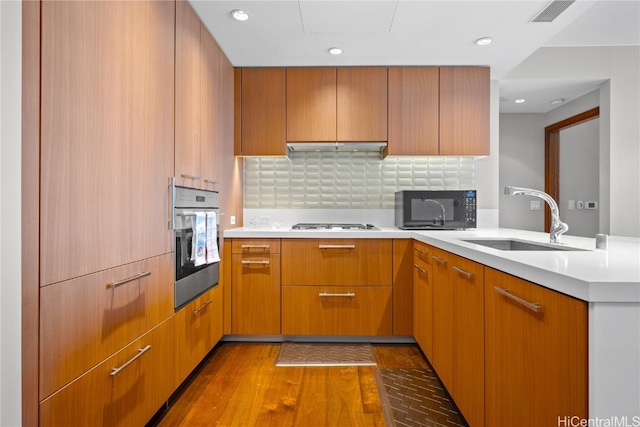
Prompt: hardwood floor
<box><xmin>148</xmin><ymin>342</ymin><xmax>429</xmax><ymax>427</ymax></box>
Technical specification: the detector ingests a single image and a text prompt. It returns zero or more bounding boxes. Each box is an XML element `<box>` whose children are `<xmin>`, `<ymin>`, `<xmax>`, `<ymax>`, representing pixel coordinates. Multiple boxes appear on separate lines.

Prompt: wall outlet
<box><xmin>530</xmin><ymin>200</ymin><xmax>541</xmax><ymax>211</ymax></box>
<box><xmin>230</xmin><ymin>215</ymin><xmax>236</xmax><ymax>225</ymax></box>
<box><xmin>576</xmin><ymin>200</ymin><xmax>584</xmax><ymax>210</ymax></box>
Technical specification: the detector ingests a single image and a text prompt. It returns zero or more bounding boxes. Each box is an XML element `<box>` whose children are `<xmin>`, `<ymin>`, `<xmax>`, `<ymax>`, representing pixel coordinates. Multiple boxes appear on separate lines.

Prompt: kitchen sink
<box><xmin>460</xmin><ymin>238</ymin><xmax>586</xmax><ymax>251</ymax></box>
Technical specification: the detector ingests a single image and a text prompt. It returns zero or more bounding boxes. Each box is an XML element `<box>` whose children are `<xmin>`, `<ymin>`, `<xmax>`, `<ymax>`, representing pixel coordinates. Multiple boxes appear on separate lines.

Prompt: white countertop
<box><xmin>223</xmin><ymin>226</ymin><xmax>640</xmax><ymax>303</ymax></box>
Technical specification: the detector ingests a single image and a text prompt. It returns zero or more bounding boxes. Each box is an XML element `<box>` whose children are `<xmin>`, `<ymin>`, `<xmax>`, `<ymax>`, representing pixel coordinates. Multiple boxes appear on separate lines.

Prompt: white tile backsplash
<box><xmin>243</xmin><ymin>152</ymin><xmax>476</xmax><ymax>209</ymax></box>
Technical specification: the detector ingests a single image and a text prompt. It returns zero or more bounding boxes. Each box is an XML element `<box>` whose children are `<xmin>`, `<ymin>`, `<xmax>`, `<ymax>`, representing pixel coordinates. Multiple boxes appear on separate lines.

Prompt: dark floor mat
<box><xmin>274</xmin><ymin>342</ymin><xmax>377</xmax><ymax>367</ymax></box>
<box><xmin>375</xmin><ymin>368</ymin><xmax>468</xmax><ymax>427</ymax></box>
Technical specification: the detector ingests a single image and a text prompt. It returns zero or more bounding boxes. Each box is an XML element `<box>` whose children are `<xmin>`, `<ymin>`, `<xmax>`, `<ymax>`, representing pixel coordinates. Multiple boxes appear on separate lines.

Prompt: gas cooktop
<box><xmin>291</xmin><ymin>223</ymin><xmax>379</xmax><ymax>230</ymax></box>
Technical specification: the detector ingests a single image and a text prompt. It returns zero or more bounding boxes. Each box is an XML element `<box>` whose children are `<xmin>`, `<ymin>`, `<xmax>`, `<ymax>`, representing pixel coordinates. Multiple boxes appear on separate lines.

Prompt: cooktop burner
<box><xmin>291</xmin><ymin>223</ymin><xmax>378</xmax><ymax>230</ymax></box>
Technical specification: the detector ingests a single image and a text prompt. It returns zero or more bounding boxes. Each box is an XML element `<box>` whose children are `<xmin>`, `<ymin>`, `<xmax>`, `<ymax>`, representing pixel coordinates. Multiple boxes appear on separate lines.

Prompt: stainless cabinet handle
<box><xmin>415</xmin><ymin>249</ymin><xmax>428</xmax><ymax>257</ymax></box>
<box><xmin>319</xmin><ymin>292</ymin><xmax>356</xmax><ymax>298</ymax></box>
<box><xmin>413</xmin><ymin>264</ymin><xmax>427</xmax><ymax>275</ymax></box>
<box><xmin>204</xmin><ymin>179</ymin><xmax>219</xmax><ymax>186</ymax></box>
<box><xmin>319</xmin><ymin>245</ymin><xmax>356</xmax><ymax>249</ymax></box>
<box><xmin>181</xmin><ymin>173</ymin><xmax>200</xmax><ymax>181</ymax></box>
<box><xmin>452</xmin><ymin>266</ymin><xmax>473</xmax><ymax>279</ymax></box>
<box><xmin>241</xmin><ymin>260</ymin><xmax>270</xmax><ymax>265</ymax></box>
<box><xmin>242</xmin><ymin>244</ymin><xmax>270</xmax><ymax>250</ymax></box>
<box><xmin>494</xmin><ymin>286</ymin><xmax>542</xmax><ymax>313</ymax></box>
<box><xmin>431</xmin><ymin>256</ymin><xmax>446</xmax><ymax>265</ymax></box>
<box><xmin>169</xmin><ymin>177</ymin><xmax>176</xmax><ymax>230</ymax></box>
<box><xmin>106</xmin><ymin>271</ymin><xmax>151</xmax><ymax>289</ymax></box>
<box><xmin>194</xmin><ymin>300</ymin><xmax>212</xmax><ymax>315</ymax></box>
<box><xmin>110</xmin><ymin>345</ymin><xmax>151</xmax><ymax>377</ymax></box>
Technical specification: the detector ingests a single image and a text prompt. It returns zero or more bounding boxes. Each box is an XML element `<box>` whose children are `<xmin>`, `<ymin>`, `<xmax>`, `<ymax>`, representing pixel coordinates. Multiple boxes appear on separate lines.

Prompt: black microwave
<box><xmin>395</xmin><ymin>190</ymin><xmax>477</xmax><ymax>230</ymax></box>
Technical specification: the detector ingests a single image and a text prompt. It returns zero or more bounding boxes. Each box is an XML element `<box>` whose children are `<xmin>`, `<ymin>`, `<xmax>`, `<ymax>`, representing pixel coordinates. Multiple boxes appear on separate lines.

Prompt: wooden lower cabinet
<box><xmin>39</xmin><ymin>253</ymin><xmax>174</xmax><ymax>400</ymax></box>
<box><xmin>231</xmin><ymin>239</ymin><xmax>281</xmax><ymax>334</ymax></box>
<box><xmin>412</xmin><ymin>241</ymin><xmax>433</xmax><ymax>359</ymax></box>
<box><xmin>39</xmin><ymin>316</ymin><xmax>176</xmax><ymax>427</ymax></box>
<box><xmin>484</xmin><ymin>268</ymin><xmax>588</xmax><ymax>427</ymax></box>
<box><xmin>430</xmin><ymin>247</ymin><xmax>454</xmax><ymax>391</ymax></box>
<box><xmin>450</xmin><ymin>254</ymin><xmax>485</xmax><ymax>427</ymax></box>
<box><xmin>175</xmin><ymin>286</ymin><xmax>223</xmax><ymax>385</ymax></box>
<box><xmin>282</xmin><ymin>286</ymin><xmax>392</xmax><ymax>336</ymax></box>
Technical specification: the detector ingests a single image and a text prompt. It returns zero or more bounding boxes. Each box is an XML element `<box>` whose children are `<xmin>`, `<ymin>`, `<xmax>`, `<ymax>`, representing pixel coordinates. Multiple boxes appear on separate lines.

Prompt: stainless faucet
<box><xmin>504</xmin><ymin>186</ymin><xmax>569</xmax><ymax>244</ymax></box>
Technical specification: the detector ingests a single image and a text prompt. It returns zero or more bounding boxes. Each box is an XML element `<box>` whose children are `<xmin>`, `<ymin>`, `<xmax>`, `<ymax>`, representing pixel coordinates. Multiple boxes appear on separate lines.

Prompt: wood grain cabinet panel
<box><xmin>388</xmin><ymin>67</ymin><xmax>440</xmax><ymax>155</ymax></box>
<box><xmin>485</xmin><ymin>268</ymin><xmax>588</xmax><ymax>427</ymax></box>
<box><xmin>412</xmin><ymin>241</ymin><xmax>433</xmax><ymax>359</ymax></box>
<box><xmin>39</xmin><ymin>253</ymin><xmax>174</xmax><ymax>400</ymax></box>
<box><xmin>282</xmin><ymin>286</ymin><xmax>392</xmax><ymax>336</ymax></box>
<box><xmin>287</xmin><ymin>67</ymin><xmax>337</xmax><ymax>142</ymax></box>
<box><xmin>175</xmin><ymin>0</ymin><xmax>202</xmax><ymax>185</ymax></box>
<box><xmin>430</xmin><ymin>247</ymin><xmax>454</xmax><ymax>392</ymax></box>
<box><xmin>337</xmin><ymin>67</ymin><xmax>388</xmax><ymax>142</ymax></box>
<box><xmin>281</xmin><ymin>239</ymin><xmax>392</xmax><ymax>286</ymax></box>
<box><xmin>450</xmin><ymin>254</ymin><xmax>485</xmax><ymax>427</ymax></box>
<box><xmin>231</xmin><ymin>239</ymin><xmax>281</xmax><ymax>335</ymax></box>
<box><xmin>39</xmin><ymin>317</ymin><xmax>176</xmax><ymax>427</ymax></box>
<box><xmin>39</xmin><ymin>0</ymin><xmax>175</xmax><ymax>285</ymax></box>
<box><xmin>175</xmin><ymin>287</ymin><xmax>222</xmax><ymax>385</ymax></box>
<box><xmin>392</xmin><ymin>239</ymin><xmax>414</xmax><ymax>336</ymax></box>
<box><xmin>439</xmin><ymin>66</ymin><xmax>490</xmax><ymax>156</ymax></box>
<box><xmin>237</xmin><ymin>68</ymin><xmax>287</xmax><ymax>156</ymax></box>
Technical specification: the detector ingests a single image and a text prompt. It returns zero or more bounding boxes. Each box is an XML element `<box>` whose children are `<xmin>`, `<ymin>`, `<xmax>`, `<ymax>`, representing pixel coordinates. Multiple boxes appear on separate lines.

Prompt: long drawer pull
<box><xmin>431</xmin><ymin>256</ymin><xmax>446</xmax><ymax>265</ymax></box>
<box><xmin>413</xmin><ymin>264</ymin><xmax>427</xmax><ymax>275</ymax></box>
<box><xmin>181</xmin><ymin>173</ymin><xmax>200</xmax><ymax>181</ymax></box>
<box><xmin>415</xmin><ymin>249</ymin><xmax>428</xmax><ymax>257</ymax></box>
<box><xmin>241</xmin><ymin>260</ymin><xmax>270</xmax><ymax>265</ymax></box>
<box><xmin>194</xmin><ymin>300</ymin><xmax>212</xmax><ymax>315</ymax></box>
<box><xmin>452</xmin><ymin>266</ymin><xmax>473</xmax><ymax>279</ymax></box>
<box><xmin>110</xmin><ymin>345</ymin><xmax>152</xmax><ymax>377</ymax></box>
<box><xmin>319</xmin><ymin>292</ymin><xmax>356</xmax><ymax>298</ymax></box>
<box><xmin>318</xmin><ymin>245</ymin><xmax>356</xmax><ymax>249</ymax></box>
<box><xmin>242</xmin><ymin>244</ymin><xmax>270</xmax><ymax>250</ymax></box>
<box><xmin>494</xmin><ymin>286</ymin><xmax>542</xmax><ymax>313</ymax></box>
<box><xmin>106</xmin><ymin>271</ymin><xmax>151</xmax><ymax>289</ymax></box>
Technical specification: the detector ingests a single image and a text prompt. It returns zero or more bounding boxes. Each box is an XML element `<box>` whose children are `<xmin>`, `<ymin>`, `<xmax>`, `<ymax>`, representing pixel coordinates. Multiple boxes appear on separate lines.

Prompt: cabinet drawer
<box><xmin>40</xmin><ymin>316</ymin><xmax>176</xmax><ymax>427</ymax></box>
<box><xmin>232</xmin><ymin>238</ymin><xmax>280</xmax><ymax>254</ymax></box>
<box><xmin>39</xmin><ymin>253</ymin><xmax>174</xmax><ymax>400</ymax></box>
<box><xmin>231</xmin><ymin>253</ymin><xmax>281</xmax><ymax>335</ymax></box>
<box><xmin>281</xmin><ymin>239</ymin><xmax>392</xmax><ymax>286</ymax></box>
<box><xmin>175</xmin><ymin>287</ymin><xmax>222</xmax><ymax>385</ymax></box>
<box><xmin>282</xmin><ymin>286</ymin><xmax>392</xmax><ymax>336</ymax></box>
<box><xmin>413</xmin><ymin>241</ymin><xmax>432</xmax><ymax>264</ymax></box>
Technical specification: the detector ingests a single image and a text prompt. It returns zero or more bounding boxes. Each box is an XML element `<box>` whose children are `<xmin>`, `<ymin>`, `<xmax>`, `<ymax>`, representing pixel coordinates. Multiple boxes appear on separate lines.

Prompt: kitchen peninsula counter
<box><xmin>225</xmin><ymin>226</ymin><xmax>640</xmax><ymax>303</ymax></box>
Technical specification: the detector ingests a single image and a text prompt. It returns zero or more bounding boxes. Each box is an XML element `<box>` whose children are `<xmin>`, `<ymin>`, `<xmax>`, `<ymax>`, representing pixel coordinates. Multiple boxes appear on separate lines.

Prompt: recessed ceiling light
<box><xmin>328</xmin><ymin>47</ymin><xmax>343</xmax><ymax>55</ymax></box>
<box><xmin>475</xmin><ymin>37</ymin><xmax>493</xmax><ymax>46</ymax></box>
<box><xmin>550</xmin><ymin>98</ymin><xmax>566</xmax><ymax>105</ymax></box>
<box><xmin>231</xmin><ymin>9</ymin><xmax>249</xmax><ymax>21</ymax></box>
<box><xmin>515</xmin><ymin>99</ymin><xmax>526</xmax><ymax>104</ymax></box>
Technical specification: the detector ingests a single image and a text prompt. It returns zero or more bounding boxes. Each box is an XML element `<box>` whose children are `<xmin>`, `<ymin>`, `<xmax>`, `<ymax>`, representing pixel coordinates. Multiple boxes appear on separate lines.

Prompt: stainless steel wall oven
<box><xmin>170</xmin><ymin>177</ymin><xmax>220</xmax><ymax>310</ymax></box>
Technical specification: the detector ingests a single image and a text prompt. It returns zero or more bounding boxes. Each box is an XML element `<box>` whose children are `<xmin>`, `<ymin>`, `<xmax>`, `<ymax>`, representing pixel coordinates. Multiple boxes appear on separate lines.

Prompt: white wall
<box><xmin>560</xmin><ymin>119</ymin><xmax>600</xmax><ymax>237</ymax></box>
<box><xmin>498</xmin><ymin>113</ymin><xmax>546</xmax><ymax>231</ymax></box>
<box><xmin>504</xmin><ymin>46</ymin><xmax>640</xmax><ymax>237</ymax></box>
<box><xmin>0</xmin><ymin>1</ymin><xmax>22</xmax><ymax>426</ymax></box>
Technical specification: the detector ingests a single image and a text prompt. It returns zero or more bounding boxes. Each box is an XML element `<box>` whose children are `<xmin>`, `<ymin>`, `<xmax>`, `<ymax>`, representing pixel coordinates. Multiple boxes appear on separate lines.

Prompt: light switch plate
<box><xmin>568</xmin><ymin>200</ymin><xmax>575</xmax><ymax>210</ymax></box>
<box><xmin>530</xmin><ymin>200</ymin><xmax>541</xmax><ymax>211</ymax></box>
<box><xmin>230</xmin><ymin>215</ymin><xmax>236</xmax><ymax>225</ymax></box>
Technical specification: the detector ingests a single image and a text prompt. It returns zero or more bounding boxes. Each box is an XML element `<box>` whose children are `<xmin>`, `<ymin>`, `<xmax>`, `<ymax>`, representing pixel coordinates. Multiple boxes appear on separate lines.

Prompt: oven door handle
<box><xmin>169</xmin><ymin>177</ymin><xmax>176</xmax><ymax>230</ymax></box>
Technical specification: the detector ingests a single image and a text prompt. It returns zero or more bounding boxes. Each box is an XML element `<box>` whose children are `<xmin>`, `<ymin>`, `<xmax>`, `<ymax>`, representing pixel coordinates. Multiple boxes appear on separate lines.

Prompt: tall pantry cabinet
<box><xmin>23</xmin><ymin>1</ymin><xmax>236</xmax><ymax>425</ymax></box>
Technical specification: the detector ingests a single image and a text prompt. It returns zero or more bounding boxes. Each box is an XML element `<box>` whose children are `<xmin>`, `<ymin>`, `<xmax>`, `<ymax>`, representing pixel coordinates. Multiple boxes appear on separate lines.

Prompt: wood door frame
<box><xmin>544</xmin><ymin>107</ymin><xmax>600</xmax><ymax>230</ymax></box>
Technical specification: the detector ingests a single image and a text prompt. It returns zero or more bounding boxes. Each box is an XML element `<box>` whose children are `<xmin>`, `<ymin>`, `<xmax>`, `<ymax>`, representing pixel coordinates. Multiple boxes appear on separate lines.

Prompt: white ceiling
<box><xmin>191</xmin><ymin>0</ymin><xmax>640</xmax><ymax>113</ymax></box>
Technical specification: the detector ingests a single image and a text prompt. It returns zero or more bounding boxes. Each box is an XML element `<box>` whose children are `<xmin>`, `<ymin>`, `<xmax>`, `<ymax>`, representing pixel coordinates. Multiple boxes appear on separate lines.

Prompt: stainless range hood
<box><xmin>286</xmin><ymin>142</ymin><xmax>387</xmax><ymax>158</ymax></box>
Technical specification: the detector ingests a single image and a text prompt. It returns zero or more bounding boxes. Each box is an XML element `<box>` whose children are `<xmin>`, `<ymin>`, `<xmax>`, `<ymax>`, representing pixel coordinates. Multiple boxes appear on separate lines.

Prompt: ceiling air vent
<box><xmin>530</xmin><ymin>0</ymin><xmax>575</xmax><ymax>23</ymax></box>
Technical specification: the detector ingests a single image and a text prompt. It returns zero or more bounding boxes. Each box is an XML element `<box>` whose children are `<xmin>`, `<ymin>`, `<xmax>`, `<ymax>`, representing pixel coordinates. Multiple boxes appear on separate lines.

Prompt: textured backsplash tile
<box><xmin>244</xmin><ymin>152</ymin><xmax>475</xmax><ymax>209</ymax></box>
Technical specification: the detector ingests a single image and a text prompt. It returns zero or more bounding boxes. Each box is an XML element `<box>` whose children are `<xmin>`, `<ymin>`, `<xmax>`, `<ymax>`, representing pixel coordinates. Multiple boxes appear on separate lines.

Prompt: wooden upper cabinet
<box><xmin>175</xmin><ymin>0</ymin><xmax>202</xmax><ymax>184</ymax></box>
<box><xmin>287</xmin><ymin>67</ymin><xmax>337</xmax><ymax>142</ymax></box>
<box><xmin>40</xmin><ymin>0</ymin><xmax>175</xmax><ymax>285</ymax></box>
<box><xmin>237</xmin><ymin>68</ymin><xmax>287</xmax><ymax>156</ymax></box>
<box><xmin>337</xmin><ymin>67</ymin><xmax>388</xmax><ymax>142</ymax></box>
<box><xmin>285</xmin><ymin>67</ymin><xmax>387</xmax><ymax>143</ymax></box>
<box><xmin>439</xmin><ymin>66</ymin><xmax>490</xmax><ymax>156</ymax></box>
<box><xmin>200</xmin><ymin>23</ymin><xmax>221</xmax><ymax>189</ymax></box>
<box><xmin>388</xmin><ymin>67</ymin><xmax>440</xmax><ymax>155</ymax></box>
